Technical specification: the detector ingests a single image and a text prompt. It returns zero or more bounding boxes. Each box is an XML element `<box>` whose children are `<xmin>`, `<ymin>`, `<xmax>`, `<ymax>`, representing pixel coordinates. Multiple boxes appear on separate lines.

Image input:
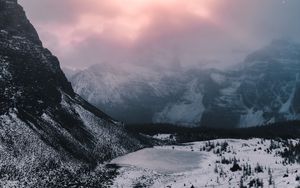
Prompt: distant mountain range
<box><xmin>68</xmin><ymin>39</ymin><xmax>300</xmax><ymax>128</ymax></box>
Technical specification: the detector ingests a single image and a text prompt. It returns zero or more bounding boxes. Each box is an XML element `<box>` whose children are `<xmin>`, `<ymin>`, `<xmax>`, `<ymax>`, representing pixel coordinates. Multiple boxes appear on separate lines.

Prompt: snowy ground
<box><xmin>110</xmin><ymin>138</ymin><xmax>300</xmax><ymax>188</ymax></box>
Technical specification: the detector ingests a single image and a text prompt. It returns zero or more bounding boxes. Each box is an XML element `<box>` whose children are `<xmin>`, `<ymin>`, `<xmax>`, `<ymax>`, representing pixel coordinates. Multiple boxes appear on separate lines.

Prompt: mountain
<box><xmin>0</xmin><ymin>0</ymin><xmax>144</xmax><ymax>186</ymax></box>
<box><xmin>68</xmin><ymin>64</ymin><xmax>208</xmax><ymax>125</ymax></box>
<box><xmin>68</xmin><ymin>39</ymin><xmax>300</xmax><ymax>128</ymax></box>
<box><xmin>203</xmin><ymin>39</ymin><xmax>300</xmax><ymax>128</ymax></box>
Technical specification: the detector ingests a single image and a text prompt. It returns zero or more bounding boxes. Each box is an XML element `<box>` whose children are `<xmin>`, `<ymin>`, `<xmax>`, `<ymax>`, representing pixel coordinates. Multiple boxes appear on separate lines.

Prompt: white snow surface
<box><xmin>111</xmin><ymin>139</ymin><xmax>300</xmax><ymax>188</ymax></box>
<box><xmin>239</xmin><ymin>109</ymin><xmax>265</xmax><ymax>128</ymax></box>
<box><xmin>152</xmin><ymin>134</ymin><xmax>175</xmax><ymax>141</ymax></box>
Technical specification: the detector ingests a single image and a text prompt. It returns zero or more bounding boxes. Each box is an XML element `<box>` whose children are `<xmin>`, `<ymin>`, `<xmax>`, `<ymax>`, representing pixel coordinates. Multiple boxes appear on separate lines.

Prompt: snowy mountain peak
<box><xmin>68</xmin><ymin>40</ymin><xmax>300</xmax><ymax>128</ymax></box>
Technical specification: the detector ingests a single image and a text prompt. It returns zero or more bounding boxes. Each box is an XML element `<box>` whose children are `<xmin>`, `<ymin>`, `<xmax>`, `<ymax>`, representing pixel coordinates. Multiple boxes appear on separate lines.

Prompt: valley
<box><xmin>1</xmin><ymin>0</ymin><xmax>300</xmax><ymax>187</ymax></box>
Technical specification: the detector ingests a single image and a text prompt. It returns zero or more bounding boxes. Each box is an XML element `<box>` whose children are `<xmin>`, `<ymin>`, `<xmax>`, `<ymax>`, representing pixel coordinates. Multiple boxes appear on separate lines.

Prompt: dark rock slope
<box><xmin>0</xmin><ymin>0</ymin><xmax>144</xmax><ymax>186</ymax></box>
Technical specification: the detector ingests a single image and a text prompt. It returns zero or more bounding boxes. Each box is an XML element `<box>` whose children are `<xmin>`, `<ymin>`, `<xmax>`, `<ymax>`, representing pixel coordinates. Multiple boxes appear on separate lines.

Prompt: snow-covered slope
<box><xmin>68</xmin><ymin>40</ymin><xmax>300</xmax><ymax>128</ymax></box>
<box><xmin>0</xmin><ymin>0</ymin><xmax>144</xmax><ymax>186</ymax></box>
<box><xmin>112</xmin><ymin>138</ymin><xmax>300</xmax><ymax>188</ymax></box>
<box><xmin>153</xmin><ymin>78</ymin><xmax>205</xmax><ymax>126</ymax></box>
<box><xmin>69</xmin><ymin>64</ymin><xmax>204</xmax><ymax>124</ymax></box>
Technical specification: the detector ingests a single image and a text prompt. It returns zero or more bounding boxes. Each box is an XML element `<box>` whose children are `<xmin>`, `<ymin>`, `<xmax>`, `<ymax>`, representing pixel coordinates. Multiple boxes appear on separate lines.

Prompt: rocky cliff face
<box><xmin>201</xmin><ymin>40</ymin><xmax>300</xmax><ymax>127</ymax></box>
<box><xmin>0</xmin><ymin>0</ymin><xmax>144</xmax><ymax>186</ymax></box>
<box><xmin>69</xmin><ymin>40</ymin><xmax>300</xmax><ymax>128</ymax></box>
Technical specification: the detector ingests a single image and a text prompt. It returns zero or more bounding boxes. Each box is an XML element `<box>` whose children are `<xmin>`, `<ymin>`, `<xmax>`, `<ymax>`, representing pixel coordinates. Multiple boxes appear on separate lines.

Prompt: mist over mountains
<box><xmin>19</xmin><ymin>0</ymin><xmax>300</xmax><ymax>71</ymax></box>
<box><xmin>67</xmin><ymin>39</ymin><xmax>300</xmax><ymax>128</ymax></box>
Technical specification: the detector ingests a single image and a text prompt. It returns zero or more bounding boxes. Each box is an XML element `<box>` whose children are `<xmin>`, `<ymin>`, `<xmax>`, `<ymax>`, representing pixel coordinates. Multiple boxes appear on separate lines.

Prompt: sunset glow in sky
<box><xmin>22</xmin><ymin>0</ymin><xmax>218</xmax><ymax>47</ymax></box>
<box><xmin>19</xmin><ymin>0</ymin><xmax>300</xmax><ymax>69</ymax></box>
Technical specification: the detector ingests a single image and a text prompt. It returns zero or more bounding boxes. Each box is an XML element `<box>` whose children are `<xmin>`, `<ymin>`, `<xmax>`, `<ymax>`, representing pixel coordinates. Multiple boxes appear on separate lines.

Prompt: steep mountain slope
<box><xmin>69</xmin><ymin>40</ymin><xmax>300</xmax><ymax>128</ymax></box>
<box><xmin>0</xmin><ymin>0</ymin><xmax>144</xmax><ymax>186</ymax></box>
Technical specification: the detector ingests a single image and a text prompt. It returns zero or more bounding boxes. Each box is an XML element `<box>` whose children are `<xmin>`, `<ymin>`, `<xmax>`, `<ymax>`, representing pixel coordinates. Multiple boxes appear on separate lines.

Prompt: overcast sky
<box><xmin>19</xmin><ymin>0</ymin><xmax>300</xmax><ymax>70</ymax></box>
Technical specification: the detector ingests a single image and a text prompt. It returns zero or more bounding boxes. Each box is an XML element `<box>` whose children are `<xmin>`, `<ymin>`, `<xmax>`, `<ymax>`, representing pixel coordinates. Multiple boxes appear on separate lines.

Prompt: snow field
<box><xmin>112</xmin><ymin>138</ymin><xmax>300</xmax><ymax>188</ymax></box>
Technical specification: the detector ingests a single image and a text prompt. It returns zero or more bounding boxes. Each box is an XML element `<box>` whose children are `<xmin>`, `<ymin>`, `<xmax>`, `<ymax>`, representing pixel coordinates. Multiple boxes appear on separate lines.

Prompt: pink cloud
<box><xmin>19</xmin><ymin>0</ymin><xmax>300</xmax><ymax>69</ymax></box>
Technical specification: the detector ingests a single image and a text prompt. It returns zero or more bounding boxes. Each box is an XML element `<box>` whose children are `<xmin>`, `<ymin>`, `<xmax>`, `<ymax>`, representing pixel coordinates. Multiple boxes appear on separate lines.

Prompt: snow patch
<box><xmin>210</xmin><ymin>72</ymin><xmax>227</xmax><ymax>85</ymax></box>
<box><xmin>153</xmin><ymin>79</ymin><xmax>204</xmax><ymax>126</ymax></box>
<box><xmin>239</xmin><ymin>108</ymin><xmax>265</xmax><ymax>128</ymax></box>
<box><xmin>152</xmin><ymin>134</ymin><xmax>175</xmax><ymax>141</ymax></box>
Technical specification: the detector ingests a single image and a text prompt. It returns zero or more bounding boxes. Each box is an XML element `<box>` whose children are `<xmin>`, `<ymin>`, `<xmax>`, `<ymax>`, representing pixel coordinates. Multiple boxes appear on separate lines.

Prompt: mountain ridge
<box><xmin>68</xmin><ymin>39</ymin><xmax>300</xmax><ymax>128</ymax></box>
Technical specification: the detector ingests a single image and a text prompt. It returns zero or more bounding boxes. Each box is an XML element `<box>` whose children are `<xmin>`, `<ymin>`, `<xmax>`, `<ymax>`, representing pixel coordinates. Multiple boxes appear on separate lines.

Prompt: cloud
<box><xmin>19</xmin><ymin>0</ymin><xmax>300</xmax><ymax>69</ymax></box>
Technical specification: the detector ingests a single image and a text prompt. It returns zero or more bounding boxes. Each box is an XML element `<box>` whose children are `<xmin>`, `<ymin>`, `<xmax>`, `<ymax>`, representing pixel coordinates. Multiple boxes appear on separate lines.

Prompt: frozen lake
<box><xmin>111</xmin><ymin>147</ymin><xmax>204</xmax><ymax>174</ymax></box>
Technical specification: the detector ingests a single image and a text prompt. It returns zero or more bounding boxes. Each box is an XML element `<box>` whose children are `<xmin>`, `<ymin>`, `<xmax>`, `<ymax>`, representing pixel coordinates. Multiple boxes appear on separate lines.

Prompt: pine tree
<box><xmin>239</xmin><ymin>177</ymin><xmax>244</xmax><ymax>188</ymax></box>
